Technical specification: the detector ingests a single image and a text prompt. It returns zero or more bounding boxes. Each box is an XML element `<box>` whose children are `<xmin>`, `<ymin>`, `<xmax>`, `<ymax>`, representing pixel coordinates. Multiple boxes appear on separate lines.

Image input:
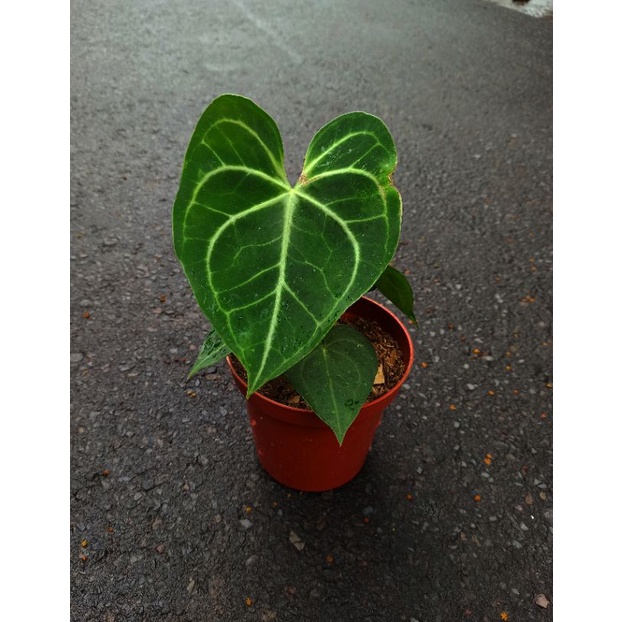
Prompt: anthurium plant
<box><xmin>173</xmin><ymin>94</ymin><xmax>415</xmax><ymax>443</ymax></box>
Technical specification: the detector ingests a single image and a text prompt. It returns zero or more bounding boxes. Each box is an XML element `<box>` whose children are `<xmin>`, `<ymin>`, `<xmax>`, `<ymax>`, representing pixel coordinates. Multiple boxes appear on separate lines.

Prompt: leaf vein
<box><xmin>304</xmin><ymin>130</ymin><xmax>384</xmax><ymax>174</ymax></box>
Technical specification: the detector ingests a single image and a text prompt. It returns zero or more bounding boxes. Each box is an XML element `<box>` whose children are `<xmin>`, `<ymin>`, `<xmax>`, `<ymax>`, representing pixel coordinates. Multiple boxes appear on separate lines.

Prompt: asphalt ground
<box><xmin>70</xmin><ymin>1</ymin><xmax>553</xmax><ymax>620</ymax></box>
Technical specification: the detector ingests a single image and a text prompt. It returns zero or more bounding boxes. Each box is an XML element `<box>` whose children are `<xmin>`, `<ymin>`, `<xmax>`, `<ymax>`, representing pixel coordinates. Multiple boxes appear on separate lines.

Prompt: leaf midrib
<box><xmin>251</xmin><ymin>189</ymin><xmax>297</xmax><ymax>391</ymax></box>
<box><xmin>321</xmin><ymin>344</ymin><xmax>346</xmax><ymax>439</ymax></box>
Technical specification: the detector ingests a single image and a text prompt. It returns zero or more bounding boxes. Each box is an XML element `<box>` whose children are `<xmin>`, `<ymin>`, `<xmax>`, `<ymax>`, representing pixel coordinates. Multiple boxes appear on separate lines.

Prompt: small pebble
<box><xmin>289</xmin><ymin>531</ymin><xmax>305</xmax><ymax>551</ymax></box>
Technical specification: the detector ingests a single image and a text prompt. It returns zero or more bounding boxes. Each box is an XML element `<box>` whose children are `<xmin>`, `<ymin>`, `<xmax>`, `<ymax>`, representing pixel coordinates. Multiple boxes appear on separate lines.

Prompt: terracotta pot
<box><xmin>226</xmin><ymin>296</ymin><xmax>415</xmax><ymax>492</ymax></box>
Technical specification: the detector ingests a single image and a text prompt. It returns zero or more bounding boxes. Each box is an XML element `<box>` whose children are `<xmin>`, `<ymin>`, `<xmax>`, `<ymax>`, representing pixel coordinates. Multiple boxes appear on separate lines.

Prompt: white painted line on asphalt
<box><xmin>227</xmin><ymin>0</ymin><xmax>303</xmax><ymax>64</ymax></box>
<box><xmin>483</xmin><ymin>0</ymin><xmax>553</xmax><ymax>18</ymax></box>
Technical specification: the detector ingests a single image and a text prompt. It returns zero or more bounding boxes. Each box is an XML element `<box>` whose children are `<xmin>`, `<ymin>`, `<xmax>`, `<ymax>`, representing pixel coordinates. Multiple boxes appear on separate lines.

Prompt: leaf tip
<box><xmin>328</xmin><ymin>426</ymin><xmax>348</xmax><ymax>446</ymax></box>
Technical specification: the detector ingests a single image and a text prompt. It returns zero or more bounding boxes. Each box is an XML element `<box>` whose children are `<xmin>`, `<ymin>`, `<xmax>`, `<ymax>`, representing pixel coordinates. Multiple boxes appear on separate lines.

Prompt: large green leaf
<box><xmin>173</xmin><ymin>94</ymin><xmax>401</xmax><ymax>395</ymax></box>
<box><xmin>285</xmin><ymin>324</ymin><xmax>378</xmax><ymax>444</ymax></box>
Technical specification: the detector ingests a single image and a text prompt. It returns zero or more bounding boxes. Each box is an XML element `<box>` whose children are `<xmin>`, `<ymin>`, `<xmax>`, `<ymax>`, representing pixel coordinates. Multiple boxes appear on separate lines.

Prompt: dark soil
<box><xmin>230</xmin><ymin>316</ymin><xmax>406</xmax><ymax>408</ymax></box>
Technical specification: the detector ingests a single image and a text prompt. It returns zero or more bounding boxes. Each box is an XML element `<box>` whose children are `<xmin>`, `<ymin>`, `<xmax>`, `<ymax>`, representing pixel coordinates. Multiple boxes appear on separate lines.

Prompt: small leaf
<box><xmin>188</xmin><ymin>330</ymin><xmax>231</xmax><ymax>379</ymax></box>
<box><xmin>374</xmin><ymin>265</ymin><xmax>417</xmax><ymax>323</ymax></box>
<box><xmin>286</xmin><ymin>324</ymin><xmax>378</xmax><ymax>444</ymax></box>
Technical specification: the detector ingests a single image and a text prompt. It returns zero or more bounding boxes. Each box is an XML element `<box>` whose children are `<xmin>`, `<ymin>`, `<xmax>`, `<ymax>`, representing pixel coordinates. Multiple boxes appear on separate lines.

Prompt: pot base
<box><xmin>245</xmin><ymin>399</ymin><xmax>383</xmax><ymax>492</ymax></box>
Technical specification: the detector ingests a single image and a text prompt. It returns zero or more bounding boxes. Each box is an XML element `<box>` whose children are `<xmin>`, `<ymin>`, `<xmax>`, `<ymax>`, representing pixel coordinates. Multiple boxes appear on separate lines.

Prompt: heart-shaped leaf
<box><xmin>187</xmin><ymin>329</ymin><xmax>231</xmax><ymax>379</ymax></box>
<box><xmin>285</xmin><ymin>324</ymin><xmax>378</xmax><ymax>444</ymax></box>
<box><xmin>173</xmin><ymin>94</ymin><xmax>401</xmax><ymax>395</ymax></box>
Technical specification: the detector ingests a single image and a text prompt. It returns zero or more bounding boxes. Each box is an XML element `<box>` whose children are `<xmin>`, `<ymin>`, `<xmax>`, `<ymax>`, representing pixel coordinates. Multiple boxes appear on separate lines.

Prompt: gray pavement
<box><xmin>71</xmin><ymin>0</ymin><xmax>552</xmax><ymax>620</ymax></box>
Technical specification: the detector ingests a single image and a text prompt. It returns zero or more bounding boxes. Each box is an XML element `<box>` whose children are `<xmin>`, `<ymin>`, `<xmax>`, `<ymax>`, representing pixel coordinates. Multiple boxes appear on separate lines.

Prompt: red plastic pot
<box><xmin>226</xmin><ymin>296</ymin><xmax>415</xmax><ymax>492</ymax></box>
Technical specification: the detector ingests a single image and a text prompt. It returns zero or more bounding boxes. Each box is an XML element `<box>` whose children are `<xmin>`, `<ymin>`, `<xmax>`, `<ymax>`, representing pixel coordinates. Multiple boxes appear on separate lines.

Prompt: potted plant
<box><xmin>173</xmin><ymin>94</ymin><xmax>416</xmax><ymax>491</ymax></box>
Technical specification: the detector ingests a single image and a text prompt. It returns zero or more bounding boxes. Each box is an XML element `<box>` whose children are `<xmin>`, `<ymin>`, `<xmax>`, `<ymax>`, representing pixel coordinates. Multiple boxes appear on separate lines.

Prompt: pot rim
<box><xmin>225</xmin><ymin>296</ymin><xmax>414</xmax><ymax>416</ymax></box>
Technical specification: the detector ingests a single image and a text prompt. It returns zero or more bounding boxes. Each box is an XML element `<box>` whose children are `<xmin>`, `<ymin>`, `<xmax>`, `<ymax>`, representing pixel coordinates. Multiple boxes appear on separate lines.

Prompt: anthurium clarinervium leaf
<box><xmin>173</xmin><ymin>94</ymin><xmax>401</xmax><ymax>395</ymax></box>
<box><xmin>187</xmin><ymin>329</ymin><xmax>231</xmax><ymax>379</ymax></box>
<box><xmin>285</xmin><ymin>324</ymin><xmax>378</xmax><ymax>444</ymax></box>
<box><xmin>374</xmin><ymin>265</ymin><xmax>417</xmax><ymax>324</ymax></box>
